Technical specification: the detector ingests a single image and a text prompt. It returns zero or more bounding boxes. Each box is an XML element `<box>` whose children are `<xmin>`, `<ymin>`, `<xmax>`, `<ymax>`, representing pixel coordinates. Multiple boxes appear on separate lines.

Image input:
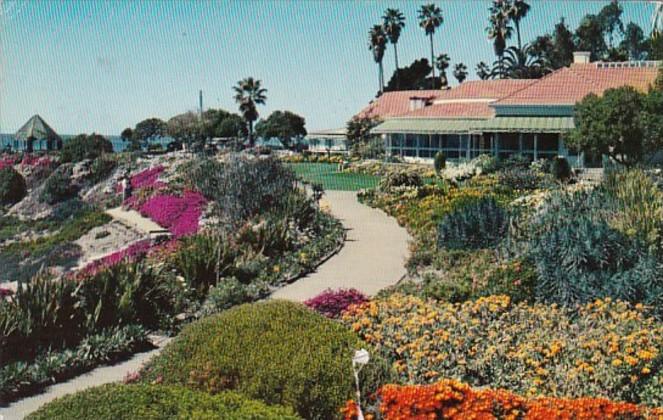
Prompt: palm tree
<box><xmin>369</xmin><ymin>24</ymin><xmax>387</xmax><ymax>95</ymax></box>
<box><xmin>418</xmin><ymin>3</ymin><xmax>444</xmax><ymax>85</ymax></box>
<box><xmin>383</xmin><ymin>8</ymin><xmax>406</xmax><ymax>77</ymax></box>
<box><xmin>436</xmin><ymin>53</ymin><xmax>450</xmax><ymax>87</ymax></box>
<box><xmin>476</xmin><ymin>61</ymin><xmax>491</xmax><ymax>80</ymax></box>
<box><xmin>508</xmin><ymin>0</ymin><xmax>531</xmax><ymax>50</ymax></box>
<box><xmin>497</xmin><ymin>45</ymin><xmax>549</xmax><ymax>79</ymax></box>
<box><xmin>486</xmin><ymin>1</ymin><xmax>513</xmax><ymax>79</ymax></box>
<box><xmin>453</xmin><ymin>63</ymin><xmax>468</xmax><ymax>83</ymax></box>
<box><xmin>233</xmin><ymin>77</ymin><xmax>267</xmax><ymax>147</ymax></box>
<box><xmin>653</xmin><ymin>1</ymin><xmax>663</xmax><ymax>37</ymax></box>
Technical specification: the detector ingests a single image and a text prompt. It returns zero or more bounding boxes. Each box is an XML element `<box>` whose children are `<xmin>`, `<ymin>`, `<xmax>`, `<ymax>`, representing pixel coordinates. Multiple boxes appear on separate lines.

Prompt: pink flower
<box><xmin>304</xmin><ymin>288</ymin><xmax>368</xmax><ymax>318</ymax></box>
<box><xmin>138</xmin><ymin>191</ymin><xmax>207</xmax><ymax>238</ymax></box>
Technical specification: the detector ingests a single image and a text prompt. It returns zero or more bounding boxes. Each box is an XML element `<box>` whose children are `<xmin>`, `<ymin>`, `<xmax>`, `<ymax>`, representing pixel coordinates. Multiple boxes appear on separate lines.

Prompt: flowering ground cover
<box><xmin>137</xmin><ymin>190</ymin><xmax>207</xmax><ymax>237</ymax></box>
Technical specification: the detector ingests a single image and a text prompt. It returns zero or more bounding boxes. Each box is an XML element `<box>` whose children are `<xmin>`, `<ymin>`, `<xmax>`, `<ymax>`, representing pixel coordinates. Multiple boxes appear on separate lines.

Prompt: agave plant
<box><xmin>492</xmin><ymin>45</ymin><xmax>550</xmax><ymax>79</ymax></box>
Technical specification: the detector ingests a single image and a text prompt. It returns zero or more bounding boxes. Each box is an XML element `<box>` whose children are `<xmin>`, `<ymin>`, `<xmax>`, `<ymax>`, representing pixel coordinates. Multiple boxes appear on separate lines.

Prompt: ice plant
<box><xmin>304</xmin><ymin>288</ymin><xmax>368</xmax><ymax>318</ymax></box>
<box><xmin>130</xmin><ymin>165</ymin><xmax>165</xmax><ymax>190</ymax></box>
<box><xmin>138</xmin><ymin>190</ymin><xmax>207</xmax><ymax>238</ymax></box>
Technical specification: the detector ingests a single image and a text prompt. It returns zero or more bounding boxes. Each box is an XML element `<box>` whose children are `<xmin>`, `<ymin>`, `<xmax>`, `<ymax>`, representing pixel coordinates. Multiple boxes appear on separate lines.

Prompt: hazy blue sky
<box><xmin>0</xmin><ymin>0</ymin><xmax>656</xmax><ymax>135</ymax></box>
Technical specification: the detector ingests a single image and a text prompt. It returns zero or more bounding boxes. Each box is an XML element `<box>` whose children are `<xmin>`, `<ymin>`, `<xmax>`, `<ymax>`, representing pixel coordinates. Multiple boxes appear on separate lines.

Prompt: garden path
<box><xmin>105</xmin><ymin>207</ymin><xmax>166</xmax><ymax>234</ymax></box>
<box><xmin>271</xmin><ymin>190</ymin><xmax>410</xmax><ymax>301</ymax></box>
<box><xmin>0</xmin><ymin>336</ymin><xmax>172</xmax><ymax>419</ymax></box>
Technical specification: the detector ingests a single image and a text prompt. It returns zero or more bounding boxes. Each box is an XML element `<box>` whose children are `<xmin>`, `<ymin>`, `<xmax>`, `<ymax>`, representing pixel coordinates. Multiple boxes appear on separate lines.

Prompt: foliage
<box><xmin>384</xmin><ymin>58</ymin><xmax>440</xmax><ymax>91</ymax></box>
<box><xmin>233</xmin><ymin>77</ymin><xmax>267</xmax><ymax>145</ymax></box>
<box><xmin>88</xmin><ymin>156</ymin><xmax>117</xmax><ymax>184</ymax></box>
<box><xmin>133</xmin><ymin>118</ymin><xmax>167</xmax><ymax>145</ymax></box>
<box><xmin>343</xmin><ymin>294</ymin><xmax>663</xmax><ymax>404</ymax></box>
<box><xmin>61</xmin><ymin>134</ymin><xmax>113</xmax><ymax>163</ymax></box>
<box><xmin>40</xmin><ymin>167</ymin><xmax>78</xmax><ymax>204</ymax></box>
<box><xmin>433</xmin><ymin>151</ymin><xmax>445</xmax><ymax>173</ymax></box>
<box><xmin>304</xmin><ymin>288</ymin><xmax>368</xmax><ymax>318</ymax></box>
<box><xmin>343</xmin><ymin>380</ymin><xmax>663</xmax><ymax>420</ymax></box>
<box><xmin>379</xmin><ymin>170</ymin><xmax>423</xmax><ymax>190</ymax></box>
<box><xmin>201</xmin><ymin>109</ymin><xmax>247</xmax><ymax>139</ymax></box>
<box><xmin>141</xmin><ymin>300</ymin><xmax>394</xmax><ymax>419</ymax></box>
<box><xmin>346</xmin><ymin>116</ymin><xmax>382</xmax><ymax>151</ymax></box>
<box><xmin>0</xmin><ymin>167</ymin><xmax>27</xmax><ymax>205</ymax></box>
<box><xmin>197</xmin><ymin>277</ymin><xmax>266</xmax><ymax>317</ymax></box>
<box><xmin>437</xmin><ymin>196</ymin><xmax>508</xmax><ymax>250</ymax></box>
<box><xmin>497</xmin><ymin>167</ymin><xmax>543</xmax><ymax>191</ymax></box>
<box><xmin>255</xmin><ymin>110</ymin><xmax>307</xmax><ymax>148</ymax></box>
<box><xmin>1</xmin><ymin>325</ymin><xmax>149</xmax><ymax>404</ymax></box>
<box><xmin>27</xmin><ymin>384</ymin><xmax>300</xmax><ymax>420</ymax></box>
<box><xmin>549</xmin><ymin>156</ymin><xmax>571</xmax><ymax>182</ymax></box>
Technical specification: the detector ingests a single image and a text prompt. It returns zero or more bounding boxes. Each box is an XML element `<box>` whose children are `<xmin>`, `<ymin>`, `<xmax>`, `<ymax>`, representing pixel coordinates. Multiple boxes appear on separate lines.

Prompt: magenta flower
<box><xmin>138</xmin><ymin>190</ymin><xmax>207</xmax><ymax>238</ymax></box>
<box><xmin>304</xmin><ymin>288</ymin><xmax>368</xmax><ymax>318</ymax></box>
<box><xmin>130</xmin><ymin>166</ymin><xmax>165</xmax><ymax>189</ymax></box>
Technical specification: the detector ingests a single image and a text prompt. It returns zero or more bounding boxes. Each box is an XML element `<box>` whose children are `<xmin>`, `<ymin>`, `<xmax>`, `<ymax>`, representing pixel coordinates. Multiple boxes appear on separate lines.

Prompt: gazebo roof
<box><xmin>15</xmin><ymin>115</ymin><xmax>61</xmax><ymax>142</ymax></box>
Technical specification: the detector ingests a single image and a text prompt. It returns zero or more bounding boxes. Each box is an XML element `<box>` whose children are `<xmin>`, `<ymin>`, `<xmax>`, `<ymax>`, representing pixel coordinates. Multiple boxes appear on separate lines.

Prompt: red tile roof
<box><xmin>399</xmin><ymin>102</ymin><xmax>497</xmax><ymax>118</ymax></box>
<box><xmin>495</xmin><ymin>63</ymin><xmax>659</xmax><ymax>106</ymax></box>
<box><xmin>357</xmin><ymin>90</ymin><xmax>444</xmax><ymax>119</ymax></box>
<box><xmin>433</xmin><ymin>79</ymin><xmax>536</xmax><ymax>100</ymax></box>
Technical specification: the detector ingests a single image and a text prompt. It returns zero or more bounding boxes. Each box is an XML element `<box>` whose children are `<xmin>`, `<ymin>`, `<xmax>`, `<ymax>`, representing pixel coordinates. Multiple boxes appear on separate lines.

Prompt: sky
<box><xmin>0</xmin><ymin>0</ymin><xmax>657</xmax><ymax>135</ymax></box>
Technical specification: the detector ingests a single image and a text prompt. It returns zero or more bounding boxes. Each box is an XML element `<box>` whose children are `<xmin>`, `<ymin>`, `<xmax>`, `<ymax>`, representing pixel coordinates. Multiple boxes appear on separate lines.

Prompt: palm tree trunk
<box><xmin>394</xmin><ymin>43</ymin><xmax>400</xmax><ymax>89</ymax></box>
<box><xmin>248</xmin><ymin>120</ymin><xmax>254</xmax><ymax>147</ymax></box>
<box><xmin>379</xmin><ymin>61</ymin><xmax>384</xmax><ymax>93</ymax></box>
<box><xmin>429</xmin><ymin>33</ymin><xmax>436</xmax><ymax>86</ymax></box>
<box><xmin>515</xmin><ymin>20</ymin><xmax>522</xmax><ymax>50</ymax></box>
<box><xmin>377</xmin><ymin>65</ymin><xmax>381</xmax><ymax>95</ymax></box>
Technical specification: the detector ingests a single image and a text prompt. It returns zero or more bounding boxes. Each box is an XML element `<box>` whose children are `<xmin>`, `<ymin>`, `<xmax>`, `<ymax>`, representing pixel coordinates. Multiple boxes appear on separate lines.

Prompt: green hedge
<box><xmin>0</xmin><ymin>167</ymin><xmax>27</xmax><ymax>205</ymax></box>
<box><xmin>27</xmin><ymin>384</ymin><xmax>300</xmax><ymax>419</ymax></box>
<box><xmin>141</xmin><ymin>300</ymin><xmax>394</xmax><ymax>419</ymax></box>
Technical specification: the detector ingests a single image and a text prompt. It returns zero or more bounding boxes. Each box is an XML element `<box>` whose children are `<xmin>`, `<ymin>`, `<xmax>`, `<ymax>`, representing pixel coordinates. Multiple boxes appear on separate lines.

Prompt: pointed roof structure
<box><xmin>15</xmin><ymin>114</ymin><xmax>61</xmax><ymax>142</ymax></box>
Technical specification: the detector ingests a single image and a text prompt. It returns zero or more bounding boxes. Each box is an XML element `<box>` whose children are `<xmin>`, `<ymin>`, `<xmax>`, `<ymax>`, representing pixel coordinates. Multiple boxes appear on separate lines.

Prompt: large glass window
<box><xmin>538</xmin><ymin>133</ymin><xmax>559</xmax><ymax>152</ymax></box>
<box><xmin>499</xmin><ymin>133</ymin><xmax>519</xmax><ymax>151</ymax></box>
<box><xmin>405</xmin><ymin>134</ymin><xmax>417</xmax><ymax>148</ymax></box>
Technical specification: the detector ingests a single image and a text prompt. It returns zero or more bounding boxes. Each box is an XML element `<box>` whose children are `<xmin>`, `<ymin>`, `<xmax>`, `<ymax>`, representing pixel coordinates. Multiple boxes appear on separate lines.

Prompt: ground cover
<box><xmin>288</xmin><ymin>163</ymin><xmax>380</xmax><ymax>191</ymax></box>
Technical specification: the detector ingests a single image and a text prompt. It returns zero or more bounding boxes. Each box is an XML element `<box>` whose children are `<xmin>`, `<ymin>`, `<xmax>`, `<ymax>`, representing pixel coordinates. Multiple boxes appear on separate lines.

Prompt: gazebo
<box><xmin>14</xmin><ymin>114</ymin><xmax>63</xmax><ymax>152</ymax></box>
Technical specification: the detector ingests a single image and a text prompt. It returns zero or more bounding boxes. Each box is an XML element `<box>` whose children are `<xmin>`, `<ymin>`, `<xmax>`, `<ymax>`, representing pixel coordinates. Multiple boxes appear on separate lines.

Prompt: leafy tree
<box><xmin>436</xmin><ymin>53</ymin><xmax>450</xmax><ymax>87</ymax></box>
<box><xmin>233</xmin><ymin>77</ymin><xmax>267</xmax><ymax>147</ymax></box>
<box><xmin>453</xmin><ymin>63</ymin><xmax>468</xmax><ymax>83</ymax></box>
<box><xmin>255</xmin><ymin>111</ymin><xmax>306</xmax><ymax>148</ymax></box>
<box><xmin>384</xmin><ymin>58</ymin><xmax>441</xmax><ymax>91</ymax></box>
<box><xmin>61</xmin><ymin>133</ymin><xmax>113</xmax><ymax>163</ymax></box>
<box><xmin>575</xmin><ymin>14</ymin><xmax>607</xmax><ymax>61</ymax></box>
<box><xmin>552</xmin><ymin>18</ymin><xmax>576</xmax><ymax>67</ymax></box>
<box><xmin>369</xmin><ymin>24</ymin><xmax>387</xmax><ymax>95</ymax></box>
<box><xmin>382</xmin><ymin>8</ymin><xmax>405</xmax><ymax>88</ymax></box>
<box><xmin>418</xmin><ymin>3</ymin><xmax>444</xmax><ymax>85</ymax></box>
<box><xmin>476</xmin><ymin>61</ymin><xmax>491</xmax><ymax>80</ymax></box>
<box><xmin>133</xmin><ymin>118</ymin><xmax>167</xmax><ymax>149</ymax></box>
<box><xmin>201</xmin><ymin>109</ymin><xmax>247</xmax><ymax>139</ymax></box>
<box><xmin>346</xmin><ymin>116</ymin><xmax>381</xmax><ymax>152</ymax></box>
<box><xmin>649</xmin><ymin>33</ymin><xmax>663</xmax><ymax>61</ymax></box>
<box><xmin>507</xmin><ymin>0</ymin><xmax>531</xmax><ymax>50</ymax></box>
<box><xmin>497</xmin><ymin>45</ymin><xmax>549</xmax><ymax>79</ymax></box>
<box><xmin>167</xmin><ymin>111</ymin><xmax>203</xmax><ymax>149</ymax></box>
<box><xmin>120</xmin><ymin>127</ymin><xmax>141</xmax><ymax>152</ymax></box>
<box><xmin>655</xmin><ymin>65</ymin><xmax>663</xmax><ymax>92</ymax></box>
<box><xmin>619</xmin><ymin>22</ymin><xmax>648</xmax><ymax>60</ymax></box>
<box><xmin>598</xmin><ymin>0</ymin><xmax>624</xmax><ymax>49</ymax></box>
<box><xmin>0</xmin><ymin>167</ymin><xmax>26</xmax><ymax>205</ymax></box>
<box><xmin>486</xmin><ymin>1</ymin><xmax>513</xmax><ymax>78</ymax></box>
<box><xmin>568</xmin><ymin>87</ymin><xmax>663</xmax><ymax>168</ymax></box>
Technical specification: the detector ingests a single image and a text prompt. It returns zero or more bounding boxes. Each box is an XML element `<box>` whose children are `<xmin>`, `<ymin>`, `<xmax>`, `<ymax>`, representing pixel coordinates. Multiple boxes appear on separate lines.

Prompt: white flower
<box><xmin>353</xmin><ymin>349</ymin><xmax>370</xmax><ymax>366</ymax></box>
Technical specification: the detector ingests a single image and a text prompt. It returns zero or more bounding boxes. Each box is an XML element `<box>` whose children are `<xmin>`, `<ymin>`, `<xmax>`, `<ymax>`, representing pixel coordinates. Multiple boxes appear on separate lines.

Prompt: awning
<box><xmin>471</xmin><ymin>117</ymin><xmax>575</xmax><ymax>133</ymax></box>
<box><xmin>372</xmin><ymin>118</ymin><xmax>482</xmax><ymax>135</ymax></box>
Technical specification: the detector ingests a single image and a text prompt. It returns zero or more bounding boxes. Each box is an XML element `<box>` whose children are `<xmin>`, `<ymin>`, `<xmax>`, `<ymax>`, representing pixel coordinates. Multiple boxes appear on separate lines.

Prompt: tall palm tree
<box><xmin>486</xmin><ymin>1</ymin><xmax>513</xmax><ymax>79</ymax></box>
<box><xmin>436</xmin><ymin>53</ymin><xmax>450</xmax><ymax>87</ymax></box>
<box><xmin>232</xmin><ymin>77</ymin><xmax>267</xmax><ymax>147</ymax></box>
<box><xmin>383</xmin><ymin>8</ymin><xmax>406</xmax><ymax>75</ymax></box>
<box><xmin>418</xmin><ymin>3</ymin><xmax>444</xmax><ymax>85</ymax></box>
<box><xmin>476</xmin><ymin>61</ymin><xmax>491</xmax><ymax>80</ymax></box>
<box><xmin>369</xmin><ymin>25</ymin><xmax>387</xmax><ymax>95</ymax></box>
<box><xmin>508</xmin><ymin>0</ymin><xmax>530</xmax><ymax>50</ymax></box>
<box><xmin>453</xmin><ymin>63</ymin><xmax>468</xmax><ymax>83</ymax></box>
<box><xmin>653</xmin><ymin>1</ymin><xmax>663</xmax><ymax>36</ymax></box>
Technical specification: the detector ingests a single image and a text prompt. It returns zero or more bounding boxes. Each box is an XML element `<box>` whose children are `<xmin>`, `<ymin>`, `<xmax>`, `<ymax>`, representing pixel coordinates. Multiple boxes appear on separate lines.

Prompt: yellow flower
<box><xmin>641</xmin><ymin>367</ymin><xmax>651</xmax><ymax>375</ymax></box>
<box><xmin>611</xmin><ymin>359</ymin><xmax>623</xmax><ymax>367</ymax></box>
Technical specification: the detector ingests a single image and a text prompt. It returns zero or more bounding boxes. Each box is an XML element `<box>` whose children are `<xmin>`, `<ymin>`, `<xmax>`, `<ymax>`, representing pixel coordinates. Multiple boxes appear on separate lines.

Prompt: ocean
<box><xmin>0</xmin><ymin>134</ymin><xmax>173</xmax><ymax>153</ymax></box>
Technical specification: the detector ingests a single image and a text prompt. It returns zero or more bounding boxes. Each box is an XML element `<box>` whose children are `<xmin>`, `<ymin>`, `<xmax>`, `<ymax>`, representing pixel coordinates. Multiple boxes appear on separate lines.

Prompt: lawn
<box><xmin>288</xmin><ymin>163</ymin><xmax>379</xmax><ymax>191</ymax></box>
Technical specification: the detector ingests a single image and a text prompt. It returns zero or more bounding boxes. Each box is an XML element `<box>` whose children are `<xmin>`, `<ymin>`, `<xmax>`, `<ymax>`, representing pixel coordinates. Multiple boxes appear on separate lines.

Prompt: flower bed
<box><xmin>137</xmin><ymin>190</ymin><xmax>207</xmax><ymax>237</ymax></box>
<box><xmin>342</xmin><ymin>380</ymin><xmax>663</xmax><ymax>420</ymax></box>
<box><xmin>342</xmin><ymin>294</ymin><xmax>663</xmax><ymax>405</ymax></box>
<box><xmin>304</xmin><ymin>288</ymin><xmax>368</xmax><ymax>318</ymax></box>
<box><xmin>129</xmin><ymin>165</ymin><xmax>165</xmax><ymax>189</ymax></box>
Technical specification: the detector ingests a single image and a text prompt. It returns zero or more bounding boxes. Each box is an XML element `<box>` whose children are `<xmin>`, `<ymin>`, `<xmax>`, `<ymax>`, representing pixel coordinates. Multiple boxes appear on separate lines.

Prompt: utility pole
<box><xmin>199</xmin><ymin>90</ymin><xmax>203</xmax><ymax>119</ymax></box>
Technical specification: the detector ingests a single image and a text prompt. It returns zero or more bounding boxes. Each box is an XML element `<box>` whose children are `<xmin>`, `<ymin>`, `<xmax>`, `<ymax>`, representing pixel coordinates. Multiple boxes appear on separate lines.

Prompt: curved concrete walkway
<box><xmin>272</xmin><ymin>190</ymin><xmax>410</xmax><ymax>301</ymax></box>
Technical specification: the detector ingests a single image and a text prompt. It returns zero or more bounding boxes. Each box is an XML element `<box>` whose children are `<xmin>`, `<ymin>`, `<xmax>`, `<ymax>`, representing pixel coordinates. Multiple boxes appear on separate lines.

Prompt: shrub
<box><xmin>379</xmin><ymin>170</ymin><xmax>423</xmax><ymax>190</ymax></box>
<box><xmin>61</xmin><ymin>134</ymin><xmax>113</xmax><ymax>163</ymax></box>
<box><xmin>51</xmin><ymin>199</ymin><xmax>94</xmax><ymax>222</ymax></box>
<box><xmin>40</xmin><ymin>167</ymin><xmax>78</xmax><ymax>204</ymax></box>
<box><xmin>141</xmin><ymin>300</ymin><xmax>394</xmax><ymax>419</ymax></box>
<box><xmin>498</xmin><ymin>168</ymin><xmax>542</xmax><ymax>191</ymax></box>
<box><xmin>343</xmin><ymin>295</ymin><xmax>663</xmax><ymax>404</ymax></box>
<box><xmin>437</xmin><ymin>196</ymin><xmax>508</xmax><ymax>250</ymax></box>
<box><xmin>27</xmin><ymin>384</ymin><xmax>300</xmax><ymax>420</ymax></box>
<box><xmin>304</xmin><ymin>288</ymin><xmax>368</xmax><ymax>318</ymax></box>
<box><xmin>433</xmin><ymin>152</ymin><xmax>446</xmax><ymax>173</ymax></box>
<box><xmin>88</xmin><ymin>157</ymin><xmax>117</xmax><ymax>184</ymax></box>
<box><xmin>198</xmin><ymin>277</ymin><xmax>267</xmax><ymax>316</ymax></box>
<box><xmin>502</xmin><ymin>153</ymin><xmax>531</xmax><ymax>170</ymax></box>
<box><xmin>342</xmin><ymin>380</ymin><xmax>663</xmax><ymax>420</ymax></box>
<box><xmin>0</xmin><ymin>167</ymin><xmax>27</xmax><ymax>205</ymax></box>
<box><xmin>550</xmin><ymin>156</ymin><xmax>572</xmax><ymax>182</ymax></box>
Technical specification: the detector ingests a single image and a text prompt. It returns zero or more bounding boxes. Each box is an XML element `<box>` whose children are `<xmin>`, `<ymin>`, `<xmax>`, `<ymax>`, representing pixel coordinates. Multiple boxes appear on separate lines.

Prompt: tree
<box><xmin>655</xmin><ymin>65</ymin><xmax>663</xmax><ymax>92</ymax></box>
<box><xmin>575</xmin><ymin>14</ymin><xmax>607</xmax><ymax>61</ymax></box>
<box><xmin>120</xmin><ymin>127</ymin><xmax>141</xmax><ymax>152</ymax></box>
<box><xmin>369</xmin><ymin>24</ymin><xmax>387</xmax><ymax>95</ymax></box>
<box><xmin>508</xmin><ymin>0</ymin><xmax>531</xmax><ymax>50</ymax></box>
<box><xmin>476</xmin><ymin>61</ymin><xmax>491</xmax><ymax>80</ymax></box>
<box><xmin>436</xmin><ymin>53</ymin><xmax>450</xmax><ymax>87</ymax></box>
<box><xmin>383</xmin><ymin>58</ymin><xmax>441</xmax><ymax>91</ymax></box>
<box><xmin>598</xmin><ymin>0</ymin><xmax>624</xmax><ymax>49</ymax></box>
<box><xmin>650</xmin><ymin>33</ymin><xmax>663</xmax><ymax>60</ymax></box>
<box><xmin>453</xmin><ymin>63</ymin><xmax>468</xmax><ymax>83</ymax></box>
<box><xmin>619</xmin><ymin>22</ymin><xmax>647</xmax><ymax>60</ymax></box>
<box><xmin>346</xmin><ymin>116</ymin><xmax>381</xmax><ymax>151</ymax></box>
<box><xmin>552</xmin><ymin>18</ymin><xmax>576</xmax><ymax>67</ymax></box>
<box><xmin>498</xmin><ymin>45</ymin><xmax>549</xmax><ymax>79</ymax></box>
<box><xmin>255</xmin><ymin>111</ymin><xmax>307</xmax><ymax>148</ymax></box>
<box><xmin>61</xmin><ymin>133</ymin><xmax>114</xmax><ymax>163</ymax></box>
<box><xmin>167</xmin><ymin>111</ymin><xmax>203</xmax><ymax>150</ymax></box>
<box><xmin>233</xmin><ymin>77</ymin><xmax>267</xmax><ymax>147</ymax></box>
<box><xmin>486</xmin><ymin>1</ymin><xmax>513</xmax><ymax>79</ymax></box>
<box><xmin>567</xmin><ymin>87</ymin><xmax>663</xmax><ymax>168</ymax></box>
<box><xmin>133</xmin><ymin>118</ymin><xmax>167</xmax><ymax>150</ymax></box>
<box><xmin>383</xmin><ymin>8</ymin><xmax>406</xmax><ymax>88</ymax></box>
<box><xmin>418</xmin><ymin>3</ymin><xmax>444</xmax><ymax>85</ymax></box>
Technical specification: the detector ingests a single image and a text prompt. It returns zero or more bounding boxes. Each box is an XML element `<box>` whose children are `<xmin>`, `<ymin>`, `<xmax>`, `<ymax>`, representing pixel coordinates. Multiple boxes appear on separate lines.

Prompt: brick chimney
<box><xmin>573</xmin><ymin>51</ymin><xmax>591</xmax><ymax>65</ymax></box>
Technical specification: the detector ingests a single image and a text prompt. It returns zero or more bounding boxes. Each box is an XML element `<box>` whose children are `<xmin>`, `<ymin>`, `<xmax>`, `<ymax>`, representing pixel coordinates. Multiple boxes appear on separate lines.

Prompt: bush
<box><xmin>88</xmin><ymin>157</ymin><xmax>117</xmax><ymax>184</ymax></box>
<box><xmin>141</xmin><ymin>300</ymin><xmax>394</xmax><ymax>419</ymax></box>
<box><xmin>27</xmin><ymin>384</ymin><xmax>300</xmax><ymax>420</ymax></box>
<box><xmin>433</xmin><ymin>151</ymin><xmax>446</xmax><ymax>173</ymax></box>
<box><xmin>198</xmin><ymin>277</ymin><xmax>267</xmax><ymax>316</ymax></box>
<box><xmin>437</xmin><ymin>196</ymin><xmax>508</xmax><ymax>250</ymax></box>
<box><xmin>498</xmin><ymin>168</ymin><xmax>542</xmax><ymax>191</ymax></box>
<box><xmin>379</xmin><ymin>170</ymin><xmax>423</xmax><ymax>190</ymax></box>
<box><xmin>550</xmin><ymin>156</ymin><xmax>572</xmax><ymax>182</ymax></box>
<box><xmin>0</xmin><ymin>167</ymin><xmax>27</xmax><ymax>205</ymax></box>
<box><xmin>343</xmin><ymin>294</ymin><xmax>663</xmax><ymax>404</ymax></box>
<box><xmin>304</xmin><ymin>288</ymin><xmax>368</xmax><ymax>318</ymax></box>
<box><xmin>40</xmin><ymin>167</ymin><xmax>78</xmax><ymax>204</ymax></box>
<box><xmin>61</xmin><ymin>134</ymin><xmax>113</xmax><ymax>163</ymax></box>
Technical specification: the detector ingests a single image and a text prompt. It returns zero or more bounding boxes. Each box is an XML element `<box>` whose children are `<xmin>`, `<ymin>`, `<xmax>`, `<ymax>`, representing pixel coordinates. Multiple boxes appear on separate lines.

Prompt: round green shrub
<box><xmin>550</xmin><ymin>156</ymin><xmax>572</xmax><ymax>182</ymax></box>
<box><xmin>27</xmin><ymin>384</ymin><xmax>300</xmax><ymax>420</ymax></box>
<box><xmin>433</xmin><ymin>151</ymin><xmax>446</xmax><ymax>173</ymax></box>
<box><xmin>61</xmin><ymin>133</ymin><xmax>113</xmax><ymax>163</ymax></box>
<box><xmin>141</xmin><ymin>300</ymin><xmax>394</xmax><ymax>420</ymax></box>
<box><xmin>0</xmin><ymin>167</ymin><xmax>27</xmax><ymax>205</ymax></box>
<box><xmin>39</xmin><ymin>168</ymin><xmax>78</xmax><ymax>204</ymax></box>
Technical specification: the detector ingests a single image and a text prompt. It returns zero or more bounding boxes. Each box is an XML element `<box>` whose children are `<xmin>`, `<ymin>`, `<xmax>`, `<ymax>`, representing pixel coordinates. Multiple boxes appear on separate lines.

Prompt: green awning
<box><xmin>472</xmin><ymin>117</ymin><xmax>575</xmax><ymax>133</ymax></box>
<box><xmin>372</xmin><ymin>118</ymin><xmax>483</xmax><ymax>134</ymax></box>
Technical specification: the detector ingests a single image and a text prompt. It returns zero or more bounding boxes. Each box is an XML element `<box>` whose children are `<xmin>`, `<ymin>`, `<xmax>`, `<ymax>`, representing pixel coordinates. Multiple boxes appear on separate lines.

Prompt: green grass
<box><xmin>288</xmin><ymin>163</ymin><xmax>379</xmax><ymax>191</ymax></box>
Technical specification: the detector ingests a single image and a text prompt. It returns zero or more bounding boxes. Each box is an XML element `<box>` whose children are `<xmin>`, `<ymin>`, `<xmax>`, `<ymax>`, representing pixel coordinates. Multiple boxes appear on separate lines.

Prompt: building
<box><xmin>12</xmin><ymin>114</ymin><xmax>63</xmax><ymax>152</ymax></box>
<box><xmin>363</xmin><ymin>53</ymin><xmax>660</xmax><ymax>167</ymax></box>
<box><xmin>305</xmin><ymin>128</ymin><xmax>348</xmax><ymax>154</ymax></box>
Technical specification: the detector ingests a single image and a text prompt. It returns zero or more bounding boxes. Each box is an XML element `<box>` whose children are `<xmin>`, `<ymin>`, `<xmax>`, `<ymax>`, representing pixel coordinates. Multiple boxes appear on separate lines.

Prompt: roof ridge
<box><xmin>490</xmin><ymin>70</ymin><xmax>558</xmax><ymax>105</ymax></box>
<box><xmin>565</xmin><ymin>65</ymin><xmax>603</xmax><ymax>91</ymax></box>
